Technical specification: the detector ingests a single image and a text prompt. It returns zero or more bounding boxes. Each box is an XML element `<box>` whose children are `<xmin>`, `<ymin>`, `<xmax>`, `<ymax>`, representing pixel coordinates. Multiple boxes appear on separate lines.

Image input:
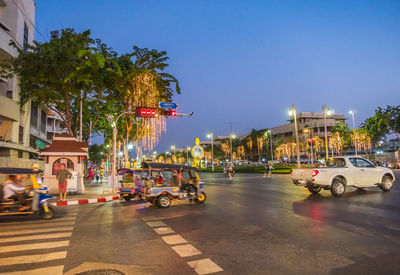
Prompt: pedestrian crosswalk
<box><xmin>0</xmin><ymin>207</ymin><xmax>79</xmax><ymax>274</ymax></box>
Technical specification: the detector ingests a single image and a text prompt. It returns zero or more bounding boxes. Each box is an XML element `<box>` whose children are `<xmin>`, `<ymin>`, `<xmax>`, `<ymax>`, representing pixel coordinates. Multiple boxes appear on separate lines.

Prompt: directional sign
<box><xmin>159</xmin><ymin>102</ymin><xmax>177</xmax><ymax>109</ymax></box>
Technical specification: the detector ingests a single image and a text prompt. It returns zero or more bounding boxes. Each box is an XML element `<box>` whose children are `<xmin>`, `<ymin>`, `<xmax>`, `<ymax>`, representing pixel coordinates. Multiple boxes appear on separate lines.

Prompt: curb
<box><xmin>51</xmin><ymin>196</ymin><xmax>120</xmax><ymax>206</ymax></box>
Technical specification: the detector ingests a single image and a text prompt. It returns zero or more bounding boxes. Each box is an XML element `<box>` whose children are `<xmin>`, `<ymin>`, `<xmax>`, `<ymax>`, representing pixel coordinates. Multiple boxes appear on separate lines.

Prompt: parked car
<box><xmin>291</xmin><ymin>156</ymin><xmax>395</xmax><ymax>197</ymax></box>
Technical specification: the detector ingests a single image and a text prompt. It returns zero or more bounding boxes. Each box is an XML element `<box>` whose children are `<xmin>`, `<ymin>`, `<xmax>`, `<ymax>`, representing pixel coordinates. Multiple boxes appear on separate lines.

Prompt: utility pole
<box><xmin>79</xmin><ymin>90</ymin><xmax>83</xmax><ymax>141</ymax></box>
<box><xmin>229</xmin><ymin>123</ymin><xmax>234</xmax><ymax>165</ymax></box>
<box><xmin>322</xmin><ymin>105</ymin><xmax>330</xmax><ymax>162</ymax></box>
<box><xmin>290</xmin><ymin>105</ymin><xmax>301</xmax><ymax>168</ymax></box>
<box><xmin>349</xmin><ymin>110</ymin><xmax>358</xmax><ymax>155</ymax></box>
<box><xmin>208</xmin><ymin>133</ymin><xmax>214</xmax><ymax>171</ymax></box>
<box><xmin>268</xmin><ymin>130</ymin><xmax>273</xmax><ymax>161</ymax></box>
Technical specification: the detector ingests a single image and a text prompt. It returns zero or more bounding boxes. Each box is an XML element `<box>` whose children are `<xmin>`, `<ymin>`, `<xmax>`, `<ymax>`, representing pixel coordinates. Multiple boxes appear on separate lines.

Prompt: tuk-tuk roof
<box><xmin>117</xmin><ymin>167</ymin><xmax>163</xmax><ymax>175</ymax></box>
<box><xmin>0</xmin><ymin>167</ymin><xmax>43</xmax><ymax>175</ymax></box>
<box><xmin>142</xmin><ymin>162</ymin><xmax>198</xmax><ymax>171</ymax></box>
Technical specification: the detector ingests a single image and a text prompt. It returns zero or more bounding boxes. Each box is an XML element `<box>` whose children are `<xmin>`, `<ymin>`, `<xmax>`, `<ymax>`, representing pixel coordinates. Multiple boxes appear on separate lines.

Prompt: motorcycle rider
<box><xmin>3</xmin><ymin>175</ymin><xmax>31</xmax><ymax>211</ymax></box>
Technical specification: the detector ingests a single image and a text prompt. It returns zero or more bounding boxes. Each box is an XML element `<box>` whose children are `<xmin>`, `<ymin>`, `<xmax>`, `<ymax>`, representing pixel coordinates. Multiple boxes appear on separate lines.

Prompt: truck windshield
<box><xmin>326</xmin><ymin>158</ymin><xmax>346</xmax><ymax>167</ymax></box>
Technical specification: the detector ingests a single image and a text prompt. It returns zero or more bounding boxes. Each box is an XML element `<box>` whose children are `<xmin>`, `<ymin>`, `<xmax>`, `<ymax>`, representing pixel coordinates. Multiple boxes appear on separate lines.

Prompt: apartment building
<box><xmin>46</xmin><ymin>111</ymin><xmax>68</xmax><ymax>141</ymax></box>
<box><xmin>0</xmin><ymin>0</ymin><xmax>45</xmax><ymax>168</ymax></box>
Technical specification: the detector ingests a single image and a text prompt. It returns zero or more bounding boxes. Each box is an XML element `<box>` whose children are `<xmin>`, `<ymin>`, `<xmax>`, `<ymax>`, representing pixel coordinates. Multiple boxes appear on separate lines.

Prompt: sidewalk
<box><xmin>60</xmin><ymin>178</ymin><xmax>117</xmax><ymax>201</ymax></box>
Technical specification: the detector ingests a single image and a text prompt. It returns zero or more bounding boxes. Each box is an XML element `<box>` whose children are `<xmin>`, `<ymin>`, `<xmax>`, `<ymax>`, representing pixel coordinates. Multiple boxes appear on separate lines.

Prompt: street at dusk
<box><xmin>1</xmin><ymin>0</ymin><xmax>400</xmax><ymax>274</ymax></box>
<box><xmin>1</xmin><ymin>172</ymin><xmax>400</xmax><ymax>274</ymax></box>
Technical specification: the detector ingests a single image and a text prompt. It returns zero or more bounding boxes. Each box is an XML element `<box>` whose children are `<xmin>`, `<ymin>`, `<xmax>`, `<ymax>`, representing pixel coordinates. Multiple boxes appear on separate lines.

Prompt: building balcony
<box><xmin>0</xmin><ymin>95</ymin><xmax>19</xmax><ymax>121</ymax></box>
<box><xmin>0</xmin><ymin>26</ymin><xmax>19</xmax><ymax>59</ymax></box>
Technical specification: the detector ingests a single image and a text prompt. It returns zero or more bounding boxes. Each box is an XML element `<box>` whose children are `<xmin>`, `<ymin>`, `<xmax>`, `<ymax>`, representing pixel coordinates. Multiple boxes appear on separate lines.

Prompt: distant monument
<box><xmin>191</xmin><ymin>138</ymin><xmax>204</xmax><ymax>168</ymax></box>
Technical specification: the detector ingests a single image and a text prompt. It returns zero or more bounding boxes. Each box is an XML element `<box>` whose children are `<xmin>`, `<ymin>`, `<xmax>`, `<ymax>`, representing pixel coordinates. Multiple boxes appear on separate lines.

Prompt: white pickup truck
<box><xmin>291</xmin><ymin>156</ymin><xmax>395</xmax><ymax>197</ymax></box>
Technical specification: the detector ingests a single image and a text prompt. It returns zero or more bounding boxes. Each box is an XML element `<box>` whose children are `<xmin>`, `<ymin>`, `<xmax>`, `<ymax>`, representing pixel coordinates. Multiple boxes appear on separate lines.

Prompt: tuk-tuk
<box><xmin>117</xmin><ymin>168</ymin><xmax>164</xmax><ymax>201</ymax></box>
<box><xmin>141</xmin><ymin>162</ymin><xmax>206</xmax><ymax>208</ymax></box>
<box><xmin>0</xmin><ymin>167</ymin><xmax>56</xmax><ymax>219</ymax></box>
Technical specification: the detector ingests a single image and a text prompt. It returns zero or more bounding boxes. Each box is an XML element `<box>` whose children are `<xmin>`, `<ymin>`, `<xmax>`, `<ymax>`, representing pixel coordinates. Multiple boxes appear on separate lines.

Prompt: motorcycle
<box><xmin>0</xmin><ymin>167</ymin><xmax>56</xmax><ymax>219</ymax></box>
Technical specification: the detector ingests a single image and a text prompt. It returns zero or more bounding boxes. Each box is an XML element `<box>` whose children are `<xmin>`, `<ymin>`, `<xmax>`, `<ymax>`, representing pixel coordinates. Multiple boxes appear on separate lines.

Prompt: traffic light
<box><xmin>136</xmin><ymin>107</ymin><xmax>157</xmax><ymax>118</ymax></box>
<box><xmin>159</xmin><ymin>109</ymin><xmax>177</xmax><ymax>117</ymax></box>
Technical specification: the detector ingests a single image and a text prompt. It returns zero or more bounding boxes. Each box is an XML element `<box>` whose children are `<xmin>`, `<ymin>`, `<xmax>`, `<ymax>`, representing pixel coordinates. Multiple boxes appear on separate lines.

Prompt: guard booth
<box><xmin>39</xmin><ymin>134</ymin><xmax>88</xmax><ymax>194</ymax></box>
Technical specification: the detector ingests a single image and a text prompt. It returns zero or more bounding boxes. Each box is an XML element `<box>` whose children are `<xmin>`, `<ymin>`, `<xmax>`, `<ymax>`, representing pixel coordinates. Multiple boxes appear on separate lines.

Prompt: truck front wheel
<box><xmin>307</xmin><ymin>185</ymin><xmax>321</xmax><ymax>194</ymax></box>
<box><xmin>380</xmin><ymin>176</ymin><xmax>393</xmax><ymax>192</ymax></box>
<box><xmin>331</xmin><ymin>178</ymin><xmax>346</xmax><ymax>197</ymax></box>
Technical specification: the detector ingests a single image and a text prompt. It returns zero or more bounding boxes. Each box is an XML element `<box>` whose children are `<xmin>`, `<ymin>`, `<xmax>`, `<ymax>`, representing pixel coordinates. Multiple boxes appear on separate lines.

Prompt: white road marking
<box><xmin>142</xmin><ymin>216</ymin><xmax>159</xmax><ymax>221</ymax></box>
<box><xmin>161</xmin><ymin>234</ymin><xmax>187</xmax><ymax>245</ymax></box>
<box><xmin>146</xmin><ymin>221</ymin><xmax>167</xmax><ymax>227</ymax></box>
<box><xmin>0</xmin><ymin>232</ymin><xmax>72</xmax><ymax>243</ymax></box>
<box><xmin>0</xmin><ymin>251</ymin><xmax>67</xmax><ymax>266</ymax></box>
<box><xmin>0</xmin><ymin>216</ymin><xmax>76</xmax><ymax>226</ymax></box>
<box><xmin>187</xmin><ymin>258</ymin><xmax>224</xmax><ymax>275</ymax></box>
<box><xmin>0</xmin><ymin>265</ymin><xmax>64</xmax><ymax>275</ymax></box>
<box><xmin>172</xmin><ymin>244</ymin><xmax>202</xmax><ymax>257</ymax></box>
<box><xmin>0</xmin><ymin>240</ymin><xmax>70</xmax><ymax>253</ymax></box>
<box><xmin>0</xmin><ymin>226</ymin><xmax>74</xmax><ymax>237</ymax></box>
<box><xmin>0</xmin><ymin>221</ymin><xmax>76</xmax><ymax>231</ymax></box>
<box><xmin>153</xmin><ymin>227</ymin><xmax>175</xmax><ymax>235</ymax></box>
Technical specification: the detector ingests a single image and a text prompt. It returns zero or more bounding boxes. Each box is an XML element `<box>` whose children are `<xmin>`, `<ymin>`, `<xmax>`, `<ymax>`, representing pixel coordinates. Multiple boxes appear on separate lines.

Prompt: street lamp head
<box><xmin>348</xmin><ymin>110</ymin><xmax>353</xmax><ymax>114</ymax></box>
<box><xmin>207</xmin><ymin>134</ymin><xmax>211</xmax><ymax>138</ymax></box>
<box><xmin>170</xmin><ymin>145</ymin><xmax>175</xmax><ymax>150</ymax></box>
<box><xmin>127</xmin><ymin>144</ymin><xmax>133</xmax><ymax>150</ymax></box>
<box><xmin>288</xmin><ymin>110</ymin><xmax>293</xmax><ymax>116</ymax></box>
<box><xmin>231</xmin><ymin>134</ymin><xmax>236</xmax><ymax>139</ymax></box>
<box><xmin>326</xmin><ymin>110</ymin><xmax>332</xmax><ymax>115</ymax></box>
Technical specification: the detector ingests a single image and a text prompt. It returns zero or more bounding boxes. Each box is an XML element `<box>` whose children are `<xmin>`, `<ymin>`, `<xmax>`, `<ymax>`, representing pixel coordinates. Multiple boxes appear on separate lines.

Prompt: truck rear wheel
<box><xmin>380</xmin><ymin>176</ymin><xmax>393</xmax><ymax>192</ymax></box>
<box><xmin>331</xmin><ymin>178</ymin><xmax>346</xmax><ymax>197</ymax></box>
<box><xmin>307</xmin><ymin>185</ymin><xmax>321</xmax><ymax>194</ymax></box>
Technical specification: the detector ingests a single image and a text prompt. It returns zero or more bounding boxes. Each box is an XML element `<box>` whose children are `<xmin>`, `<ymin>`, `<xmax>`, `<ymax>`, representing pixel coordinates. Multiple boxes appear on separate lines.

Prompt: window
<box><xmin>326</xmin><ymin>158</ymin><xmax>346</xmax><ymax>168</ymax></box>
<box><xmin>18</xmin><ymin>126</ymin><xmax>23</xmax><ymax>144</ymax></box>
<box><xmin>30</xmin><ymin>104</ymin><xmax>38</xmax><ymax>128</ymax></box>
<box><xmin>52</xmin><ymin>158</ymin><xmax>74</xmax><ymax>175</ymax></box>
<box><xmin>349</xmin><ymin>158</ymin><xmax>374</xmax><ymax>168</ymax></box>
<box><xmin>18</xmin><ymin>150</ymin><xmax>23</xmax><ymax>158</ymax></box>
<box><xmin>40</xmin><ymin>110</ymin><xmax>46</xmax><ymax>133</ymax></box>
<box><xmin>29</xmin><ymin>135</ymin><xmax>36</xmax><ymax>148</ymax></box>
<box><xmin>6</xmin><ymin>90</ymin><xmax>12</xmax><ymax>98</ymax></box>
<box><xmin>23</xmin><ymin>22</ymin><xmax>29</xmax><ymax>51</ymax></box>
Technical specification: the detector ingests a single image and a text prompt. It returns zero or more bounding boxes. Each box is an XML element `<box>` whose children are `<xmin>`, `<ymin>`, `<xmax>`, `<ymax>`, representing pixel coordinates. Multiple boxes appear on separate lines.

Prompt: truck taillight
<box><xmin>312</xmin><ymin>170</ymin><xmax>319</xmax><ymax>177</ymax></box>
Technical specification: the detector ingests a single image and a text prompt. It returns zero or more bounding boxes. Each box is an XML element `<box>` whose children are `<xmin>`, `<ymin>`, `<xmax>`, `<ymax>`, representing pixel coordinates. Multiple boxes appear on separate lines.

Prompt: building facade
<box><xmin>46</xmin><ymin>111</ymin><xmax>68</xmax><ymax>141</ymax></box>
<box><xmin>0</xmin><ymin>0</ymin><xmax>43</xmax><ymax>168</ymax></box>
<box><xmin>270</xmin><ymin>112</ymin><xmax>347</xmax><ymax>143</ymax></box>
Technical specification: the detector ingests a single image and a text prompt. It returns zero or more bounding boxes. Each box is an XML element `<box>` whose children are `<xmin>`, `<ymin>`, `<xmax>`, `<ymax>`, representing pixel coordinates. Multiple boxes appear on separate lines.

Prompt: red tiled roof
<box><xmin>40</xmin><ymin>140</ymin><xmax>88</xmax><ymax>154</ymax></box>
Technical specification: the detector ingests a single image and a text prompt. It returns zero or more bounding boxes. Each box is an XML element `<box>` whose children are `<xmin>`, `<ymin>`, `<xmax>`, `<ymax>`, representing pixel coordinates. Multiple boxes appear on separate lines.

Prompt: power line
<box><xmin>10</xmin><ymin>0</ymin><xmax>47</xmax><ymax>42</ymax></box>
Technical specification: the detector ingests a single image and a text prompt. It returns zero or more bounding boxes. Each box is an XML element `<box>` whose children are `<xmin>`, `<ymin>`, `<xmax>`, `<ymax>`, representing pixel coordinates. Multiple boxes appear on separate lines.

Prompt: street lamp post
<box><xmin>171</xmin><ymin>145</ymin><xmax>176</xmax><ymax>163</ymax></box>
<box><xmin>186</xmin><ymin>146</ymin><xmax>191</xmax><ymax>165</ymax></box>
<box><xmin>289</xmin><ymin>105</ymin><xmax>301</xmax><ymax>168</ymax></box>
<box><xmin>230</xmin><ymin>133</ymin><xmax>236</xmax><ymax>165</ymax></box>
<box><xmin>106</xmin><ymin>110</ymin><xmax>135</xmax><ymax>194</ymax></box>
<box><xmin>267</xmin><ymin>130</ymin><xmax>273</xmax><ymax>162</ymax></box>
<box><xmin>349</xmin><ymin>110</ymin><xmax>358</xmax><ymax>155</ymax></box>
<box><xmin>207</xmin><ymin>133</ymin><xmax>214</xmax><ymax>171</ymax></box>
<box><xmin>322</xmin><ymin>105</ymin><xmax>331</xmax><ymax>162</ymax></box>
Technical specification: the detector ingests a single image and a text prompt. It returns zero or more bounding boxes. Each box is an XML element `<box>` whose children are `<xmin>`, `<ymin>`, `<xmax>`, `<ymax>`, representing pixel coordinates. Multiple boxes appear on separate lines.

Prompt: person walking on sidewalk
<box><xmin>95</xmin><ymin>169</ymin><xmax>100</xmax><ymax>183</ymax></box>
<box><xmin>56</xmin><ymin>166</ymin><xmax>72</xmax><ymax>201</ymax></box>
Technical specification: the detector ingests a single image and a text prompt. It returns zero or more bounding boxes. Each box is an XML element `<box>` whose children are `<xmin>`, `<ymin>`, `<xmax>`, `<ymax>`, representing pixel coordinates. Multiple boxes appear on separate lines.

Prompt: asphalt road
<box><xmin>1</xmin><ymin>171</ymin><xmax>400</xmax><ymax>275</ymax></box>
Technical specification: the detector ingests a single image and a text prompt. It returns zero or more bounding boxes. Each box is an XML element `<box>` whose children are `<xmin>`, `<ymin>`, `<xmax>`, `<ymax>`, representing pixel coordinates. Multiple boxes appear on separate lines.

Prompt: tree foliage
<box><xmin>362</xmin><ymin>105</ymin><xmax>400</xmax><ymax>142</ymax></box>
<box><xmin>0</xmin><ymin>29</ymin><xmax>110</xmax><ymax>138</ymax></box>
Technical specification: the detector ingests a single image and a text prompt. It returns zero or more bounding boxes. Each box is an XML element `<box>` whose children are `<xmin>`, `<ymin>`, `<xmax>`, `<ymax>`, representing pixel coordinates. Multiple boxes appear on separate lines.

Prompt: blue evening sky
<box><xmin>35</xmin><ymin>0</ymin><xmax>400</xmax><ymax>152</ymax></box>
